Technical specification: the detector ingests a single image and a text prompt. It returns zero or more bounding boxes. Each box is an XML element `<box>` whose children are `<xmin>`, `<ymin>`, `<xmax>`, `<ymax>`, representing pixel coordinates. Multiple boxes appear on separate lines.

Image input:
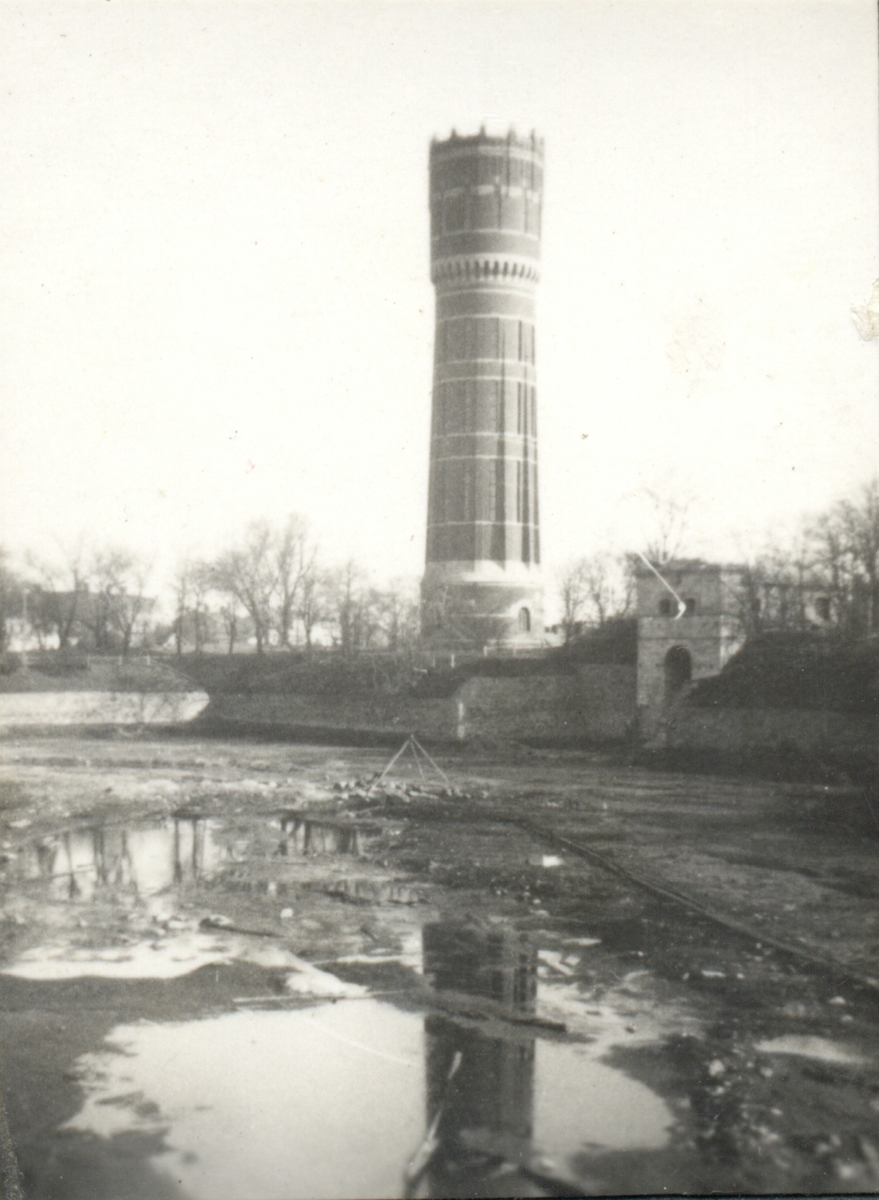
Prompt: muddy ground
<box><xmin>0</xmin><ymin>732</ymin><xmax>878</xmax><ymax>1198</ymax></box>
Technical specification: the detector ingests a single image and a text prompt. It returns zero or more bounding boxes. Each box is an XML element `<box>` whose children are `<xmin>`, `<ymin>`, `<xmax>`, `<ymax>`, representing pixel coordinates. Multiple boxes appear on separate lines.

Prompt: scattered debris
<box><xmin>528</xmin><ymin>854</ymin><xmax>563</xmax><ymax>867</ymax></box>
<box><xmin>199</xmin><ymin>915</ymin><xmax>278</xmax><ymax>938</ymax></box>
<box><xmin>284</xmin><ymin>960</ymin><xmax>368</xmax><ymax>999</ymax></box>
<box><xmin>538</xmin><ymin>949</ymin><xmax>574</xmax><ymax>976</ymax></box>
<box><xmin>754</xmin><ymin>1036</ymin><xmax>867</xmax><ymax>1065</ymax></box>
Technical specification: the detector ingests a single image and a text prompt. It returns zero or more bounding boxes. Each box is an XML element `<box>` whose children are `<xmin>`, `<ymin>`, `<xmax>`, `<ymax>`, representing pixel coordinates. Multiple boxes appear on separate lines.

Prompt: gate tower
<box><xmin>422</xmin><ymin>129</ymin><xmax>544</xmax><ymax>647</ymax></box>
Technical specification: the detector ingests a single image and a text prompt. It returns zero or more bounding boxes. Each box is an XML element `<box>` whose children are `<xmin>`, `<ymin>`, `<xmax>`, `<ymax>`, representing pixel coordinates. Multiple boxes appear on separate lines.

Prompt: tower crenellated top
<box><xmin>430</xmin><ymin>127</ymin><xmax>544</xmax><ymax>160</ymax></box>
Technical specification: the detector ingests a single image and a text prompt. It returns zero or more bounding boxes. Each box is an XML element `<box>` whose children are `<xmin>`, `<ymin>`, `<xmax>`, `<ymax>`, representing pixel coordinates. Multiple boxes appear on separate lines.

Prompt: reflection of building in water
<box><xmin>277</xmin><ymin>816</ymin><xmax>363</xmax><ymax>857</ymax></box>
<box><xmin>423</xmin><ymin>922</ymin><xmax>536</xmax><ymax>1011</ymax></box>
<box><xmin>19</xmin><ymin>818</ymin><xmax>226</xmax><ymax>901</ymax></box>
<box><xmin>421</xmin><ymin>922</ymin><xmax>536</xmax><ymax>1191</ymax></box>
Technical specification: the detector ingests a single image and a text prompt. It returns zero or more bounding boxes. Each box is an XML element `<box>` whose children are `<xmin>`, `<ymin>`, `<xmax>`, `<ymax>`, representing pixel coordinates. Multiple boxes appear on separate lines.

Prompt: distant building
<box><xmin>6</xmin><ymin>587</ymin><xmax>155</xmax><ymax>654</ymax></box>
<box><xmin>422</xmin><ymin>129</ymin><xmax>545</xmax><ymax>649</ymax></box>
<box><xmin>636</xmin><ymin>559</ymin><xmax>746</xmax><ymax>741</ymax></box>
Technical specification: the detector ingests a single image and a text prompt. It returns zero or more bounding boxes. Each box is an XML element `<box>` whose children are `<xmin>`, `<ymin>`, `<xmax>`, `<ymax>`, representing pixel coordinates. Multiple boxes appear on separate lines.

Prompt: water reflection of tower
<box><xmin>421</xmin><ymin>922</ymin><xmax>536</xmax><ymax>1189</ymax></box>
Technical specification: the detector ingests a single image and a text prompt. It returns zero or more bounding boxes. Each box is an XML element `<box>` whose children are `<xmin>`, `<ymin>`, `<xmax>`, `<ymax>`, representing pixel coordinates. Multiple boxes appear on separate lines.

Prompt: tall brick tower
<box><xmin>422</xmin><ymin>129</ymin><xmax>544</xmax><ymax>648</ymax></box>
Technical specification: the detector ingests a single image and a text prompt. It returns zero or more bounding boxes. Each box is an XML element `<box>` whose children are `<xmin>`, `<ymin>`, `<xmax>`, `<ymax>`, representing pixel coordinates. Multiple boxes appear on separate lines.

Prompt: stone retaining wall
<box><xmin>457</xmin><ymin>666</ymin><xmax>636</xmax><ymax>742</ymax></box>
<box><xmin>0</xmin><ymin>691</ymin><xmax>209</xmax><ymax>727</ymax></box>
<box><xmin>203</xmin><ymin>692</ymin><xmax>457</xmax><ymax>740</ymax></box>
<box><xmin>204</xmin><ymin>665</ymin><xmax>637</xmax><ymax>745</ymax></box>
<box><xmin>574</xmin><ymin>665</ymin><xmax>638</xmax><ymax>741</ymax></box>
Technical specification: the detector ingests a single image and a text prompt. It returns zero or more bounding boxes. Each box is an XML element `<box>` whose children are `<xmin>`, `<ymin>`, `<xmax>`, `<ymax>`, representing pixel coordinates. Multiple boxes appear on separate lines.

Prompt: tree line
<box><xmin>737</xmin><ymin>478</ymin><xmax>879</xmax><ymax>638</ymax></box>
<box><xmin>556</xmin><ymin>478</ymin><xmax>879</xmax><ymax>642</ymax></box>
<box><xmin>171</xmin><ymin>517</ymin><xmax>419</xmax><ymax>657</ymax></box>
<box><xmin>3</xmin><ymin>478</ymin><xmax>879</xmax><ymax>656</ymax></box>
<box><xmin>0</xmin><ymin>516</ymin><xmax>419</xmax><ymax>658</ymax></box>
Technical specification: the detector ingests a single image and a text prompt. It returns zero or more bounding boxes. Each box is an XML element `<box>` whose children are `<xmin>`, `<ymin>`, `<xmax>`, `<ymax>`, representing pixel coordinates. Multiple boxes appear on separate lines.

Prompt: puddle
<box><xmin>3</xmin><ymin>810</ymin><xmax>686</xmax><ymax>1196</ymax></box>
<box><xmin>64</xmin><ymin>1003</ymin><xmax>427</xmax><ymax>1200</ymax></box>
<box><xmin>754</xmin><ymin>1035</ymin><xmax>868</xmax><ymax>1065</ymax></box>
<box><xmin>14</xmin><ymin>817</ymin><xmax>230</xmax><ymax>900</ymax></box>
<box><xmin>63</xmin><ymin>999</ymin><xmax>673</xmax><ymax>1199</ymax></box>
<box><xmin>47</xmin><ymin>919</ymin><xmax>675</xmax><ymax>1199</ymax></box>
<box><xmin>13</xmin><ymin>812</ymin><xmax>380</xmax><ymax>908</ymax></box>
<box><xmin>2</xmin><ymin>812</ymin><xmax>431</xmax><ymax>984</ymax></box>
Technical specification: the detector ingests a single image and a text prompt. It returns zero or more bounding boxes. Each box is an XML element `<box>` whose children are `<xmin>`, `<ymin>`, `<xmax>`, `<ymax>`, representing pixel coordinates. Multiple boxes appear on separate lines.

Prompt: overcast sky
<box><xmin>1</xmin><ymin>0</ymin><xmax>877</xmax><ymax>606</ymax></box>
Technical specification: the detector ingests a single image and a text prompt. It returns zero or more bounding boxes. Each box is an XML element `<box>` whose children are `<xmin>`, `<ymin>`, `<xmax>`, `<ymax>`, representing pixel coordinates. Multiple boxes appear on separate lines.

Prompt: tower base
<box><xmin>421</xmin><ymin>563</ymin><xmax>544</xmax><ymax>650</ymax></box>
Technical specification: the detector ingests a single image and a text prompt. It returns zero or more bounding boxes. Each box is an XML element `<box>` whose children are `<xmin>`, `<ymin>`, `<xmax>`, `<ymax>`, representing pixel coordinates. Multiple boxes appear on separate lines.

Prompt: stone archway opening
<box><xmin>664</xmin><ymin>646</ymin><xmax>692</xmax><ymax>700</ymax></box>
<box><xmin>518</xmin><ymin>606</ymin><xmax>531</xmax><ymax>633</ymax></box>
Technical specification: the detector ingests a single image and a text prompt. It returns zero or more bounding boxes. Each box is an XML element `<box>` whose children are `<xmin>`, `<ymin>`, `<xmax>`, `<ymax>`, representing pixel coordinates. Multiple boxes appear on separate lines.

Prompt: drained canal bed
<box><xmin>1</xmin><ymin>737</ymin><xmax>878</xmax><ymax>1197</ymax></box>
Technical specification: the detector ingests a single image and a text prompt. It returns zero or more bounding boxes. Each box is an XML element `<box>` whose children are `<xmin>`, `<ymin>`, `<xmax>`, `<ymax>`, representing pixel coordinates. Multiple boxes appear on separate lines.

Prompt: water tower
<box><xmin>422</xmin><ymin>129</ymin><xmax>544</xmax><ymax>647</ymax></box>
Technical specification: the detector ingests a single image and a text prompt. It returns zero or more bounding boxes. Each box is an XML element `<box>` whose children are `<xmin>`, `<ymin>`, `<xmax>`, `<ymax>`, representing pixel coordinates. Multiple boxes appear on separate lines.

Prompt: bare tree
<box><xmin>217</xmin><ymin>598</ymin><xmax>241</xmax><ymax>655</ymax></box>
<box><xmin>557</xmin><ymin>553</ymin><xmax>631</xmax><ymax>641</ymax></box>
<box><xmin>172</xmin><ymin>558</ymin><xmax>213</xmax><ymax>654</ymax></box>
<box><xmin>296</xmin><ymin>567</ymin><xmax>328</xmax><ymax>651</ymax></box>
<box><xmin>190</xmin><ymin>562</ymin><xmax>213</xmax><ymax>653</ymax></box>
<box><xmin>0</xmin><ymin>548</ymin><xmax>20</xmax><ymax>654</ymax></box>
<box><xmin>329</xmin><ymin>560</ymin><xmax>363</xmax><ymax>656</ymax></box>
<box><xmin>25</xmin><ymin>540</ymin><xmax>89</xmax><ymax>650</ymax></box>
<box><xmin>78</xmin><ymin>551</ymin><xmax>117</xmax><ymax>651</ymax></box>
<box><xmin>582</xmin><ymin>554</ymin><xmax>623</xmax><ymax>626</ymax></box>
<box><xmin>730</xmin><ymin>480</ymin><xmax>879</xmax><ymax>640</ymax></box>
<box><xmin>641</xmin><ymin>487</ymin><xmax>693</xmax><ymax>565</ymax></box>
<box><xmin>171</xmin><ymin>560</ymin><xmax>191</xmax><ymax>656</ymax></box>
<box><xmin>114</xmin><ymin>575</ymin><xmax>153</xmax><ymax>655</ymax></box>
<box><xmin>374</xmin><ymin>580</ymin><xmax>420</xmax><ymax>654</ymax></box>
<box><xmin>212</xmin><ymin>521</ymin><xmax>278</xmax><ymax>654</ymax></box>
<box><xmin>557</xmin><ymin>559</ymin><xmax>589</xmax><ymax>643</ymax></box>
<box><xmin>80</xmin><ymin>548</ymin><xmax>152</xmax><ymax>655</ymax></box>
<box><xmin>808</xmin><ymin>477</ymin><xmax>879</xmax><ymax>634</ymax></box>
<box><xmin>734</xmin><ymin>553</ymin><xmax>811</xmax><ymax>637</ymax></box>
<box><xmin>273</xmin><ymin>514</ymin><xmax>316</xmax><ymax>649</ymax></box>
<box><xmin>325</xmin><ymin>561</ymin><xmax>386</xmax><ymax>655</ymax></box>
